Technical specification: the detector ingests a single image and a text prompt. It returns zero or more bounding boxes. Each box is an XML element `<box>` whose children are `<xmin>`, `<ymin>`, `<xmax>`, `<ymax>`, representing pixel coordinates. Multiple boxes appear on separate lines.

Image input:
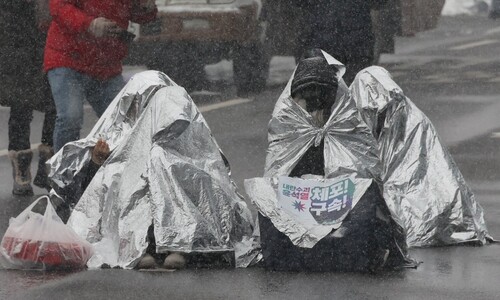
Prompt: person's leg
<box><xmin>40</xmin><ymin>106</ymin><xmax>56</xmax><ymax>148</ymax></box>
<box><xmin>48</xmin><ymin>68</ymin><xmax>87</xmax><ymax>152</ymax></box>
<box><xmin>87</xmin><ymin>74</ymin><xmax>125</xmax><ymax>117</ymax></box>
<box><xmin>341</xmin><ymin>29</ymin><xmax>375</xmax><ymax>86</ymax></box>
<box><xmin>34</xmin><ymin>86</ymin><xmax>56</xmax><ymax>190</ymax></box>
<box><xmin>343</xmin><ymin>55</ymin><xmax>373</xmax><ymax>86</ymax></box>
<box><xmin>491</xmin><ymin>0</ymin><xmax>500</xmax><ymax>19</ymax></box>
<box><xmin>8</xmin><ymin>102</ymin><xmax>34</xmax><ymax>195</ymax></box>
<box><xmin>8</xmin><ymin>103</ymin><xmax>33</xmax><ymax>152</ymax></box>
<box><xmin>137</xmin><ymin>224</ymin><xmax>160</xmax><ymax>269</ymax></box>
<box><xmin>40</xmin><ymin>75</ymin><xmax>56</xmax><ymax>148</ymax></box>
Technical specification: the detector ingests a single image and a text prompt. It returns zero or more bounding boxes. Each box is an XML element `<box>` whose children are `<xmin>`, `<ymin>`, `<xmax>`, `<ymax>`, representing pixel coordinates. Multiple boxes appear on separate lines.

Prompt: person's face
<box><xmin>295</xmin><ymin>85</ymin><xmax>337</xmax><ymax>113</ymax></box>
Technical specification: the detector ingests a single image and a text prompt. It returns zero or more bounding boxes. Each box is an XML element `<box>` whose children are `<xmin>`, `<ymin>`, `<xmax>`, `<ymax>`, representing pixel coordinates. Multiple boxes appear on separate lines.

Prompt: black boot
<box><xmin>33</xmin><ymin>144</ymin><xmax>54</xmax><ymax>191</ymax></box>
<box><xmin>9</xmin><ymin>149</ymin><xmax>34</xmax><ymax>196</ymax></box>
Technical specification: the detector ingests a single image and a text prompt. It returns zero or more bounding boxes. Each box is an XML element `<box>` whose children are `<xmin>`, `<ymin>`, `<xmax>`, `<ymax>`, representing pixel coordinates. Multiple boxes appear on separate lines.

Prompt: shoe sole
<box><xmin>138</xmin><ymin>268</ymin><xmax>176</xmax><ymax>272</ymax></box>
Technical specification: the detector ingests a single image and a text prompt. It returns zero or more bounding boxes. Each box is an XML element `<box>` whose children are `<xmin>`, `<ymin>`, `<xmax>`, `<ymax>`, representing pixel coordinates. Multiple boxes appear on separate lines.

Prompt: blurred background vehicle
<box><xmin>126</xmin><ymin>0</ymin><xmax>267</xmax><ymax>95</ymax></box>
<box><xmin>127</xmin><ymin>0</ymin><xmax>445</xmax><ymax>94</ymax></box>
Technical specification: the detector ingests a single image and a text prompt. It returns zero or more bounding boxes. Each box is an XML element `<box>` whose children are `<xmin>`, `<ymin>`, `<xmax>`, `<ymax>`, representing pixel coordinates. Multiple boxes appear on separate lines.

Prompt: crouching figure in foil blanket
<box><xmin>352</xmin><ymin>66</ymin><xmax>492</xmax><ymax>247</ymax></box>
<box><xmin>245</xmin><ymin>49</ymin><xmax>416</xmax><ymax>272</ymax></box>
<box><xmin>47</xmin><ymin>71</ymin><xmax>256</xmax><ymax>269</ymax></box>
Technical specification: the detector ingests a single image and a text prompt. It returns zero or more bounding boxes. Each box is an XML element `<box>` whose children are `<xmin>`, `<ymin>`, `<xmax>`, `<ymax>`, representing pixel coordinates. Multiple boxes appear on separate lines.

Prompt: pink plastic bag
<box><xmin>0</xmin><ymin>196</ymin><xmax>93</xmax><ymax>269</ymax></box>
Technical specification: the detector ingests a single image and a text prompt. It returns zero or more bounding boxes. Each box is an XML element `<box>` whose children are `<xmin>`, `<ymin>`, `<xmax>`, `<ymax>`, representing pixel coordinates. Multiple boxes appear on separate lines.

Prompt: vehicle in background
<box><xmin>127</xmin><ymin>0</ymin><xmax>267</xmax><ymax>95</ymax></box>
<box><xmin>127</xmin><ymin>0</ymin><xmax>445</xmax><ymax>94</ymax></box>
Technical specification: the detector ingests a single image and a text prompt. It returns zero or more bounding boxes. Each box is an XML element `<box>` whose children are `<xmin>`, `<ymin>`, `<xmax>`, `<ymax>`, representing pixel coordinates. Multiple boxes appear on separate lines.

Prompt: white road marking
<box><xmin>199</xmin><ymin>97</ymin><xmax>252</xmax><ymax>113</ymax></box>
<box><xmin>422</xmin><ymin>74</ymin><xmax>456</xmax><ymax>83</ymax></box>
<box><xmin>0</xmin><ymin>97</ymin><xmax>252</xmax><ymax>157</ymax></box>
<box><xmin>450</xmin><ymin>39</ymin><xmax>499</xmax><ymax>51</ymax></box>
<box><xmin>485</xmin><ymin>26</ymin><xmax>500</xmax><ymax>36</ymax></box>
<box><xmin>0</xmin><ymin>104</ymin><xmax>93</xmax><ymax>111</ymax></box>
<box><xmin>434</xmin><ymin>95</ymin><xmax>500</xmax><ymax>104</ymax></box>
<box><xmin>491</xmin><ymin>132</ymin><xmax>500</xmax><ymax>139</ymax></box>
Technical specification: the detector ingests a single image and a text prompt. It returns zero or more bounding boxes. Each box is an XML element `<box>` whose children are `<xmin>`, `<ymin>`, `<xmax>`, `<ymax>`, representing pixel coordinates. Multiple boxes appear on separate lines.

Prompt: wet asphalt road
<box><xmin>1</xmin><ymin>15</ymin><xmax>500</xmax><ymax>299</ymax></box>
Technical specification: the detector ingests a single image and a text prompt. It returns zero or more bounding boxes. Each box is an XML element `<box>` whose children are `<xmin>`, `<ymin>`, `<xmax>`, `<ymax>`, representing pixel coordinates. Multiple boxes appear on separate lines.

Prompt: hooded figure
<box><xmin>245</xmin><ymin>50</ymin><xmax>414</xmax><ymax>272</ymax></box>
<box><xmin>352</xmin><ymin>66</ymin><xmax>492</xmax><ymax>247</ymax></box>
<box><xmin>47</xmin><ymin>71</ymin><xmax>256</xmax><ymax>269</ymax></box>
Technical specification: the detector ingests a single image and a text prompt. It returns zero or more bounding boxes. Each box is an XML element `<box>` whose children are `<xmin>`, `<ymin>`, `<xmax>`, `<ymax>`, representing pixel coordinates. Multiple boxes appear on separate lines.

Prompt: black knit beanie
<box><xmin>291</xmin><ymin>50</ymin><xmax>339</xmax><ymax>97</ymax></box>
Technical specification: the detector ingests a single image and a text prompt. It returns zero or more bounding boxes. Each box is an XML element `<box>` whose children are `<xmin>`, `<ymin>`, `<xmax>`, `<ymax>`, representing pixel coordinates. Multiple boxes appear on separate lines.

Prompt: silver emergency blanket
<box><xmin>48</xmin><ymin>71</ymin><xmax>255</xmax><ymax>269</ymax></box>
<box><xmin>352</xmin><ymin>66</ymin><xmax>491</xmax><ymax>246</ymax></box>
<box><xmin>245</xmin><ymin>51</ymin><xmax>382</xmax><ymax>248</ymax></box>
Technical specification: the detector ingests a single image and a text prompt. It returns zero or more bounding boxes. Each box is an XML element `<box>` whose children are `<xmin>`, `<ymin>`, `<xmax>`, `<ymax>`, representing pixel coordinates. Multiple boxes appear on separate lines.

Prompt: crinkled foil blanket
<box><xmin>48</xmin><ymin>71</ymin><xmax>257</xmax><ymax>269</ymax></box>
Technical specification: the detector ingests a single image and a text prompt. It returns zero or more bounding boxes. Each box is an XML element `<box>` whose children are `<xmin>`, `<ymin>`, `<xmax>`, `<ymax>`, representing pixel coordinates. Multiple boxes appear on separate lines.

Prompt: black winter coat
<box><xmin>293</xmin><ymin>0</ymin><xmax>388</xmax><ymax>58</ymax></box>
<box><xmin>0</xmin><ymin>0</ymin><xmax>52</xmax><ymax>110</ymax></box>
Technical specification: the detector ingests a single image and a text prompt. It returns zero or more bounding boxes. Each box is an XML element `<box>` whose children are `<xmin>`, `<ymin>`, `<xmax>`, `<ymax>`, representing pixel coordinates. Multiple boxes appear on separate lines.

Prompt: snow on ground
<box><xmin>123</xmin><ymin>56</ymin><xmax>296</xmax><ymax>89</ymax></box>
<box><xmin>442</xmin><ymin>0</ymin><xmax>491</xmax><ymax>15</ymax></box>
<box><xmin>205</xmin><ymin>56</ymin><xmax>296</xmax><ymax>87</ymax></box>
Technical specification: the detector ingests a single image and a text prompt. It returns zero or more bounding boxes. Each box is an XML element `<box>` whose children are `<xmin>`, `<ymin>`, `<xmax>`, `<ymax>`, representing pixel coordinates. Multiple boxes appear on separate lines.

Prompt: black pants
<box><xmin>492</xmin><ymin>0</ymin><xmax>500</xmax><ymax>18</ymax></box>
<box><xmin>8</xmin><ymin>102</ymin><xmax>56</xmax><ymax>151</ymax></box>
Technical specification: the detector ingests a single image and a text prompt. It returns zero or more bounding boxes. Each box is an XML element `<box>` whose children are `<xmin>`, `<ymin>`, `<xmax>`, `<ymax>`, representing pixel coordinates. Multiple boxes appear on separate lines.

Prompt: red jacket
<box><xmin>44</xmin><ymin>0</ymin><xmax>156</xmax><ymax>80</ymax></box>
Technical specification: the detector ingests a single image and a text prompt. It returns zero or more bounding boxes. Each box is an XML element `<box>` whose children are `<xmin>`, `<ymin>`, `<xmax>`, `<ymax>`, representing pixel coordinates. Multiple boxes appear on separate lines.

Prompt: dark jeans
<box><xmin>47</xmin><ymin>68</ymin><xmax>125</xmax><ymax>151</ymax></box>
<box><xmin>8</xmin><ymin>102</ymin><xmax>56</xmax><ymax>151</ymax></box>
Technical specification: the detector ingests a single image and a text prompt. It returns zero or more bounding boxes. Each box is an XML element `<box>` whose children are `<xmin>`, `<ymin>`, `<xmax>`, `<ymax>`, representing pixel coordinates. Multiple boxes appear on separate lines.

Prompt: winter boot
<box><xmin>137</xmin><ymin>254</ymin><xmax>158</xmax><ymax>269</ymax></box>
<box><xmin>33</xmin><ymin>144</ymin><xmax>54</xmax><ymax>191</ymax></box>
<box><xmin>163</xmin><ymin>252</ymin><xmax>186</xmax><ymax>269</ymax></box>
<box><xmin>8</xmin><ymin>149</ymin><xmax>34</xmax><ymax>196</ymax></box>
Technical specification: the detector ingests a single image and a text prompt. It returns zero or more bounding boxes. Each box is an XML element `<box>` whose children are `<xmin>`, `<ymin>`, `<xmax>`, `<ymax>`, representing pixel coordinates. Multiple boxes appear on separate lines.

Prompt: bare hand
<box><xmin>91</xmin><ymin>139</ymin><xmax>111</xmax><ymax>165</ymax></box>
<box><xmin>88</xmin><ymin>17</ymin><xmax>123</xmax><ymax>38</ymax></box>
<box><xmin>138</xmin><ymin>0</ymin><xmax>156</xmax><ymax>11</ymax></box>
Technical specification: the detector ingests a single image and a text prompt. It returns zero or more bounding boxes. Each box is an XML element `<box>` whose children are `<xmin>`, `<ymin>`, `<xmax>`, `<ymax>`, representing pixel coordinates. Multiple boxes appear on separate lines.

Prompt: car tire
<box><xmin>233</xmin><ymin>41</ymin><xmax>270</xmax><ymax>97</ymax></box>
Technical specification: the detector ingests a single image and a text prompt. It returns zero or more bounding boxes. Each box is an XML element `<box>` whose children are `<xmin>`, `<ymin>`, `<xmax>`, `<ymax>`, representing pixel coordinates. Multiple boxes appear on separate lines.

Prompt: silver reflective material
<box><xmin>353</xmin><ymin>66</ymin><xmax>491</xmax><ymax>246</ymax></box>
<box><xmin>264</xmin><ymin>53</ymin><xmax>380</xmax><ymax>181</ymax></box>
<box><xmin>48</xmin><ymin>71</ymin><xmax>255</xmax><ymax>268</ymax></box>
<box><xmin>48</xmin><ymin>71</ymin><xmax>171</xmax><ymax>196</ymax></box>
<box><xmin>245</xmin><ymin>51</ymin><xmax>382</xmax><ymax>248</ymax></box>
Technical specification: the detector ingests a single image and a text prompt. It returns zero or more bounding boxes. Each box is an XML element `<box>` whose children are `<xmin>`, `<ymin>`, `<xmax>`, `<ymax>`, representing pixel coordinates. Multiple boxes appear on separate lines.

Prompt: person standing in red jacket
<box><xmin>44</xmin><ymin>0</ymin><xmax>157</xmax><ymax>151</ymax></box>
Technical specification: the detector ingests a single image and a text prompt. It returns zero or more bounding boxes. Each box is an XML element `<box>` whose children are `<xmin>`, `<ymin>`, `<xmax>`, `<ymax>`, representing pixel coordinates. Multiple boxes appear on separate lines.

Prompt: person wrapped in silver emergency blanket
<box><xmin>245</xmin><ymin>49</ymin><xmax>416</xmax><ymax>272</ymax></box>
<box><xmin>352</xmin><ymin>66</ymin><xmax>492</xmax><ymax>247</ymax></box>
<box><xmin>47</xmin><ymin>71</ymin><xmax>255</xmax><ymax>269</ymax></box>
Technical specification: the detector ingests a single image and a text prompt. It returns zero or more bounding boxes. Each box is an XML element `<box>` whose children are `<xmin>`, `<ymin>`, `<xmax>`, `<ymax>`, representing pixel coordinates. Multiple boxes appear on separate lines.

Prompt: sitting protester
<box><xmin>47</xmin><ymin>71</ymin><xmax>256</xmax><ymax>270</ymax></box>
<box><xmin>48</xmin><ymin>71</ymin><xmax>172</xmax><ymax>216</ymax></box>
<box><xmin>352</xmin><ymin>66</ymin><xmax>492</xmax><ymax>246</ymax></box>
<box><xmin>245</xmin><ymin>49</ymin><xmax>415</xmax><ymax>272</ymax></box>
<box><xmin>75</xmin><ymin>138</ymin><xmax>188</xmax><ymax>269</ymax></box>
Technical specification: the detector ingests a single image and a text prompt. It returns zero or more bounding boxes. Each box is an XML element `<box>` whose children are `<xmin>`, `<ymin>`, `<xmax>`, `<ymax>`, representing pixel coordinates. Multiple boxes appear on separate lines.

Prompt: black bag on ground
<box><xmin>258</xmin><ymin>181</ymin><xmax>410</xmax><ymax>272</ymax></box>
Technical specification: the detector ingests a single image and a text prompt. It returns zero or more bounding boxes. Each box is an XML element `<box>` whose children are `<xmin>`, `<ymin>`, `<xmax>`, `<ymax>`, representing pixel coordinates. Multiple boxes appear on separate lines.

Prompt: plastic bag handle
<box><xmin>16</xmin><ymin>196</ymin><xmax>49</xmax><ymax>218</ymax></box>
<box><xmin>14</xmin><ymin>195</ymin><xmax>61</xmax><ymax>223</ymax></box>
<box><xmin>44</xmin><ymin>196</ymin><xmax>63</xmax><ymax>223</ymax></box>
